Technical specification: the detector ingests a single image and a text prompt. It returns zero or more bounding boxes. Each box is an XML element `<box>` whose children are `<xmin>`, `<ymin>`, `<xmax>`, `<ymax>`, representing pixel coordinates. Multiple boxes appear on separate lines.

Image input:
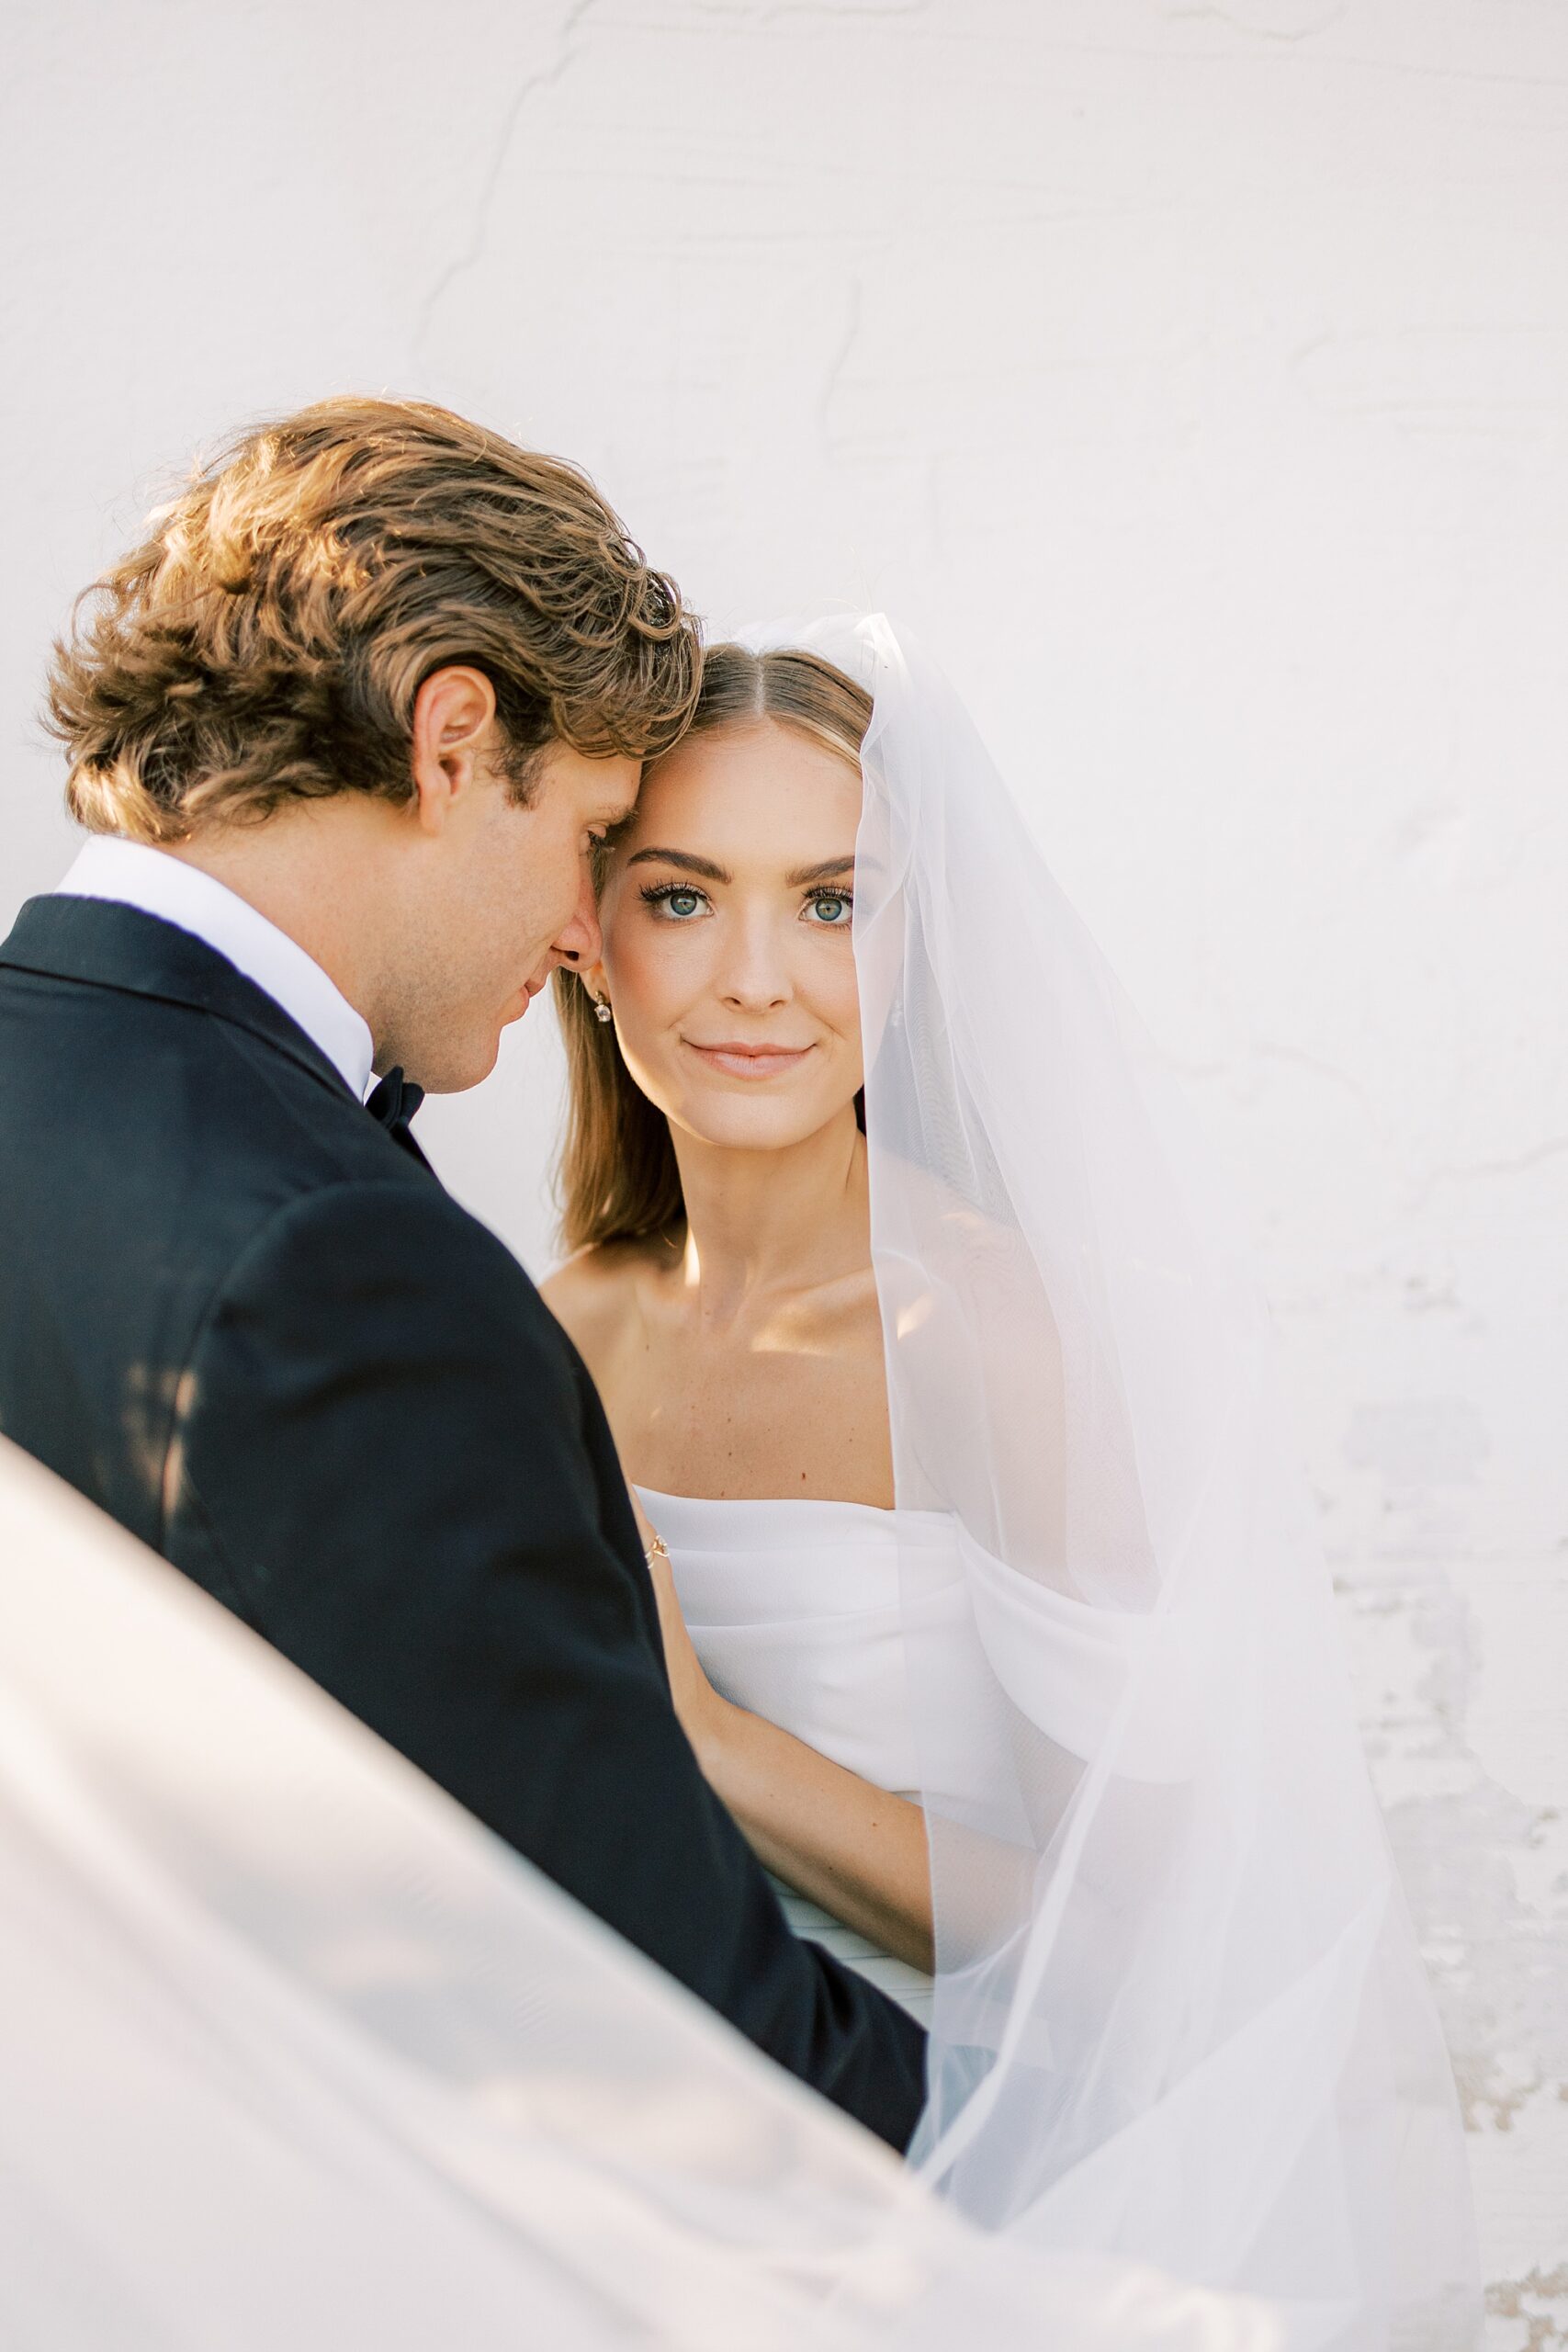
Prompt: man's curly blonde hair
<box><xmin>46</xmin><ymin>396</ymin><xmax>702</xmax><ymax>842</ymax></box>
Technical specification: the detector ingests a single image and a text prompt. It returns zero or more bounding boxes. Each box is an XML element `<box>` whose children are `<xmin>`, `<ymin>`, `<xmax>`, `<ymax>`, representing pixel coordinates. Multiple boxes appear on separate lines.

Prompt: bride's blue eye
<box><xmin>639</xmin><ymin>882</ymin><xmax>708</xmax><ymax>922</ymax></box>
<box><xmin>803</xmin><ymin>891</ymin><xmax>852</xmax><ymax>927</ymax></box>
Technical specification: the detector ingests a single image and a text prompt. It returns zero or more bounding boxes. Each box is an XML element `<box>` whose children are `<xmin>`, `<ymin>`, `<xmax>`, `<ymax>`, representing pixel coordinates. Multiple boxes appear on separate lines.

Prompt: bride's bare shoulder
<box><xmin>540</xmin><ymin>1235</ymin><xmax>673</xmax><ymax>1361</ymax></box>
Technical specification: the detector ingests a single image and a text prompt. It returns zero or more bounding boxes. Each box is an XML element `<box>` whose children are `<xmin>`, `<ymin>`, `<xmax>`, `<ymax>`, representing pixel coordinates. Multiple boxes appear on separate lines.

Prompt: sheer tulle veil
<box><xmin>735</xmin><ymin>614</ymin><xmax>1480</xmax><ymax>2351</ymax></box>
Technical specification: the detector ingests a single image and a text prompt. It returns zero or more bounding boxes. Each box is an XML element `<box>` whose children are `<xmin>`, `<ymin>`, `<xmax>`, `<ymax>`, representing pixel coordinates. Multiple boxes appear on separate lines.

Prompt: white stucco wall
<box><xmin>3</xmin><ymin>4</ymin><xmax>1563</xmax><ymax>2333</ymax></box>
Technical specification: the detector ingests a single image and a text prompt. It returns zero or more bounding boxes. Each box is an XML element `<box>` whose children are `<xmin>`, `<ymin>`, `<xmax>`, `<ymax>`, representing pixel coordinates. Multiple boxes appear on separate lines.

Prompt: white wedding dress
<box><xmin>633</xmin><ymin>1484</ymin><xmax>979</xmax><ymax>2024</ymax></box>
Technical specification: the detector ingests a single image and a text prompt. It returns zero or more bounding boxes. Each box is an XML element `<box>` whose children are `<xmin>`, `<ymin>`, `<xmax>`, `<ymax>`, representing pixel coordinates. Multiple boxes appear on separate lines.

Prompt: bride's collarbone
<box><xmin>619</xmin><ymin>1244</ymin><xmax>877</xmax><ymax>1359</ymax></box>
<box><xmin>545</xmin><ymin>1238</ymin><xmax>894</xmax><ymax>1505</ymax></box>
<box><xmin>619</xmin><ymin>1291</ymin><xmax>894</xmax><ymax>1509</ymax></box>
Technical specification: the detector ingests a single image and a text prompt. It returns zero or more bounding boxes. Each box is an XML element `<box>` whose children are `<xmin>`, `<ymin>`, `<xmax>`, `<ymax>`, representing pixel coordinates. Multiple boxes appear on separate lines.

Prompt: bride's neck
<box><xmin>668</xmin><ymin>1106</ymin><xmax>868</xmax><ymax>1323</ymax></box>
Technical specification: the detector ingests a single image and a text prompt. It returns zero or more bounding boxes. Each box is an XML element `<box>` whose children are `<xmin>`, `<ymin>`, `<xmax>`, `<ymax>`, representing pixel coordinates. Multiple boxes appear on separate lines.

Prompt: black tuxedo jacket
<box><xmin>0</xmin><ymin>894</ymin><xmax>926</xmax><ymax>2148</ymax></box>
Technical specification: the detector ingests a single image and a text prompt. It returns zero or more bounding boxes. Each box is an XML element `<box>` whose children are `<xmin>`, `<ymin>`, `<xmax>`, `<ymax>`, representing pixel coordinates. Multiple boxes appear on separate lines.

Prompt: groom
<box><xmin>0</xmin><ymin>398</ymin><xmax>925</xmax><ymax>2147</ymax></box>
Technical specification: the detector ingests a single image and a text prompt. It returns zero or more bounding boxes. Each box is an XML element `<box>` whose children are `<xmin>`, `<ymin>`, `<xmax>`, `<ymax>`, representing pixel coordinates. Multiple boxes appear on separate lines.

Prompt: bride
<box><xmin>543</xmin><ymin>616</ymin><xmax>1481</xmax><ymax>2349</ymax></box>
<box><xmin>544</xmin><ymin>636</ymin><xmax>934</xmax><ymax>2017</ymax></box>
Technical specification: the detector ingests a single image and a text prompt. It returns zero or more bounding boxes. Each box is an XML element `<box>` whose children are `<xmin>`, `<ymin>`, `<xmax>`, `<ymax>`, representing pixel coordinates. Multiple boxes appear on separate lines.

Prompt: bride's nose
<box><xmin>717</xmin><ymin>910</ymin><xmax>791</xmax><ymax>1012</ymax></box>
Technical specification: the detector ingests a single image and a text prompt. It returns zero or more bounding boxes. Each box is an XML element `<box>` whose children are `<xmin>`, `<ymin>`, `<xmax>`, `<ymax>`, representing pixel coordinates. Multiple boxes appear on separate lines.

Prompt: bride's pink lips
<box><xmin>682</xmin><ymin>1039</ymin><xmax>815</xmax><ymax>1080</ymax></box>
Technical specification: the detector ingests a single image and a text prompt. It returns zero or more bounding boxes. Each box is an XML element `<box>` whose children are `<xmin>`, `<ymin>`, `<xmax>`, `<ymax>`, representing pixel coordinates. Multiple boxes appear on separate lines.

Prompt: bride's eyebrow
<box><xmin>623</xmin><ymin>847</ymin><xmax>730</xmax><ymax>882</ymax></box>
<box><xmin>621</xmin><ymin>848</ymin><xmax>856</xmax><ymax>888</ymax></box>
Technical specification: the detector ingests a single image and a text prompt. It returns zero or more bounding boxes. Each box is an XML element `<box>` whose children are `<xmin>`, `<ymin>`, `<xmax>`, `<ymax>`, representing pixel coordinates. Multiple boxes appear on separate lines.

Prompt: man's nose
<box><xmin>552</xmin><ymin>859</ymin><xmax>604</xmax><ymax>972</ymax></box>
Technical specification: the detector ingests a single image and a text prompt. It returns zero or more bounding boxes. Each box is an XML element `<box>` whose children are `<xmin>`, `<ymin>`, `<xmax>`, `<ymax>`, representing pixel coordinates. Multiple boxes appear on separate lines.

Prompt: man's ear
<box><xmin>408</xmin><ymin>667</ymin><xmax>498</xmax><ymax>835</ymax></box>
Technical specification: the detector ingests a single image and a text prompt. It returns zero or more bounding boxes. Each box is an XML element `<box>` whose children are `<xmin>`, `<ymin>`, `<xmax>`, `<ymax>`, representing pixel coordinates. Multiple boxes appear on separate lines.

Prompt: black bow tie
<box><xmin>366</xmin><ymin>1066</ymin><xmax>427</xmax><ymax>1162</ymax></box>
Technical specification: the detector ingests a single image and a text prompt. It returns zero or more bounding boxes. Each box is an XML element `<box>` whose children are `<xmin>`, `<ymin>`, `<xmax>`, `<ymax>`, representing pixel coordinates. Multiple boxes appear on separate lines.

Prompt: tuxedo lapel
<box><xmin>1</xmin><ymin>896</ymin><xmax>357</xmax><ymax>1111</ymax></box>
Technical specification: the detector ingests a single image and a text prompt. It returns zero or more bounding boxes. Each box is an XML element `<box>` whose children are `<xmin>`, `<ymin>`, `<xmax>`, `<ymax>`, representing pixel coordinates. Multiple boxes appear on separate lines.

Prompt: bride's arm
<box><xmin>542</xmin><ymin>1256</ymin><xmax>932</xmax><ymax>1970</ymax></box>
<box><xmin>639</xmin><ymin>1530</ymin><xmax>933</xmax><ymax>1978</ymax></box>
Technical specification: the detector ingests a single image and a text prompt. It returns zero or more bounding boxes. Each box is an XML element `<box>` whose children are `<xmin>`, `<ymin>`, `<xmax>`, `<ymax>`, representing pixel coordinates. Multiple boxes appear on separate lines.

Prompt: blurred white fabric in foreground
<box><xmin>0</xmin><ymin>1435</ymin><xmax>1279</xmax><ymax>2351</ymax></box>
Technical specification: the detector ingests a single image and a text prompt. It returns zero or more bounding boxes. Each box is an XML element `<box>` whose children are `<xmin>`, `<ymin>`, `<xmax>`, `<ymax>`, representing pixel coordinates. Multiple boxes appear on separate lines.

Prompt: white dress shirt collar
<box><xmin>54</xmin><ymin>837</ymin><xmax>377</xmax><ymax>1102</ymax></box>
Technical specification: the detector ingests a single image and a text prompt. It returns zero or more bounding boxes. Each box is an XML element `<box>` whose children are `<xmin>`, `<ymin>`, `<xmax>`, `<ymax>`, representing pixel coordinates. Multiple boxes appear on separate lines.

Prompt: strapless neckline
<box><xmin>632</xmin><ymin>1484</ymin><xmax>951</xmax><ymax>1543</ymax></box>
<box><xmin>635</xmin><ymin>1482</ymin><xmax>897</xmax><ymax>1514</ymax></box>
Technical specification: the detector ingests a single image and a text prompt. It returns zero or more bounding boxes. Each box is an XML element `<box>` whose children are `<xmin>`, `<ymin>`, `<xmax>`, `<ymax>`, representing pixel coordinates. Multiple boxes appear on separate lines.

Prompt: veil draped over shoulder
<box><xmin>735</xmin><ymin>615</ymin><xmax>1479</xmax><ymax>2351</ymax></box>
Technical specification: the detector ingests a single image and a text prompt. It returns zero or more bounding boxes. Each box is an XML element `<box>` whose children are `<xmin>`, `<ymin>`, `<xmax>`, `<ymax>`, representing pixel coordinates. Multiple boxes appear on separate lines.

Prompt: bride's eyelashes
<box><xmin>636</xmin><ymin>881</ymin><xmax>854</xmax><ymax>927</ymax></box>
<box><xmin>638</xmin><ymin>880</ymin><xmax>710</xmax><ymax>922</ymax></box>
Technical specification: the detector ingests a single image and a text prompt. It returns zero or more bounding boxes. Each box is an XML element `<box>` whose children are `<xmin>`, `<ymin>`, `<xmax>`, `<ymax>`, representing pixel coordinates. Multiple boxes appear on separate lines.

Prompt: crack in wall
<box><xmin>412</xmin><ymin>0</ymin><xmax>599</xmax><ymax>363</ymax></box>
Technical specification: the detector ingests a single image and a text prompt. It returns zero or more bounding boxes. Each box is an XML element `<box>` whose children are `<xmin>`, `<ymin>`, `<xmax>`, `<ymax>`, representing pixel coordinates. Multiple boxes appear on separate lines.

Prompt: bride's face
<box><xmin>593</xmin><ymin>718</ymin><xmax>863</xmax><ymax>1153</ymax></box>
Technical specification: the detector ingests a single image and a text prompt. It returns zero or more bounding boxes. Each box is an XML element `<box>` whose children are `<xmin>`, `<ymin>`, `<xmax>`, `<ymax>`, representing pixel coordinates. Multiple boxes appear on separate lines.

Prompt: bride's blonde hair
<box><xmin>552</xmin><ymin>643</ymin><xmax>872</xmax><ymax>1255</ymax></box>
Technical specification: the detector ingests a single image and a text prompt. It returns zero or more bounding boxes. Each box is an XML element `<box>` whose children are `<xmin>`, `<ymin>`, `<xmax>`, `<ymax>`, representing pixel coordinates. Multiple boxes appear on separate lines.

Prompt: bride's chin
<box><xmin>672</xmin><ymin>1095</ymin><xmax>841</xmax><ymax>1154</ymax></box>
